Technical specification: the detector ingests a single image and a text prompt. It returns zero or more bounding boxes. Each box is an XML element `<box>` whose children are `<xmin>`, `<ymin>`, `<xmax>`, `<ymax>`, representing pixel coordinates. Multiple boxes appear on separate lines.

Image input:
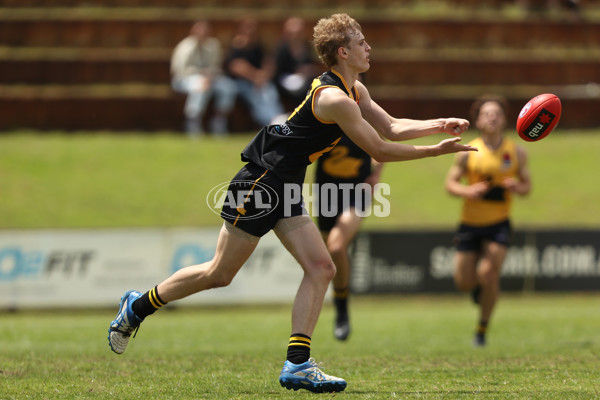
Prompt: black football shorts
<box><xmin>220</xmin><ymin>162</ymin><xmax>305</xmax><ymax>237</ymax></box>
<box><xmin>454</xmin><ymin>219</ymin><xmax>512</xmax><ymax>251</ymax></box>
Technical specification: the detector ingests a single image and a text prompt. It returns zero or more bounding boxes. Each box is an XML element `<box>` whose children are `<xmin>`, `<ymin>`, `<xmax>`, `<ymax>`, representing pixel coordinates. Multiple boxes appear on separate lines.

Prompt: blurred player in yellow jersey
<box><xmin>315</xmin><ymin>134</ymin><xmax>383</xmax><ymax>340</ymax></box>
<box><xmin>445</xmin><ymin>94</ymin><xmax>532</xmax><ymax>347</ymax></box>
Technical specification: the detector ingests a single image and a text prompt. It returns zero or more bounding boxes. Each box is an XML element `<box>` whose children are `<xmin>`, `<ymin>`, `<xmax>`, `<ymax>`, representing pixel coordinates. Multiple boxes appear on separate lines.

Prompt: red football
<box><xmin>516</xmin><ymin>93</ymin><xmax>562</xmax><ymax>142</ymax></box>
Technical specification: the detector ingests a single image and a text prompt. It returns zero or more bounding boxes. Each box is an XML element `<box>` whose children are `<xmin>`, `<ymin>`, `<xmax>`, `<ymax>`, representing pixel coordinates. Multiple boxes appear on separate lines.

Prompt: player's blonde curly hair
<box><xmin>313</xmin><ymin>13</ymin><xmax>362</xmax><ymax>68</ymax></box>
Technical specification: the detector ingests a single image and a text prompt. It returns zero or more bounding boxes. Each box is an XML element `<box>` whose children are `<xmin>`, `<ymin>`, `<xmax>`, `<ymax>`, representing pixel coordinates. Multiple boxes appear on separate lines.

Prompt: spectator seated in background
<box><xmin>224</xmin><ymin>17</ymin><xmax>284</xmax><ymax>127</ymax></box>
<box><xmin>274</xmin><ymin>17</ymin><xmax>321</xmax><ymax>111</ymax></box>
<box><xmin>516</xmin><ymin>0</ymin><xmax>582</xmax><ymax>20</ymax></box>
<box><xmin>170</xmin><ymin>20</ymin><xmax>237</xmax><ymax>138</ymax></box>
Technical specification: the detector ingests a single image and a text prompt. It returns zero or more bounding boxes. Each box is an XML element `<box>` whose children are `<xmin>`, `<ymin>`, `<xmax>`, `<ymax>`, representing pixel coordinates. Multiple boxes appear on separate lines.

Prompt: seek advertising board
<box><xmin>350</xmin><ymin>230</ymin><xmax>600</xmax><ymax>293</ymax></box>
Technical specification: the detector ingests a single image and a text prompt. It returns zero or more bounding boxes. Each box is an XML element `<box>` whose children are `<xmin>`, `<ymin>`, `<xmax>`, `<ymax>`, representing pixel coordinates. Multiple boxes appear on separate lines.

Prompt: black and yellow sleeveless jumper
<box><xmin>241</xmin><ymin>69</ymin><xmax>360</xmax><ymax>185</ymax></box>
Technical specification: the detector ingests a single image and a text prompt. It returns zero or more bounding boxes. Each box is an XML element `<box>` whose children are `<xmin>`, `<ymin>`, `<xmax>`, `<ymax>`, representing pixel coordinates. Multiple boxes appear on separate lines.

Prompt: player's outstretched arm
<box><xmin>315</xmin><ymin>87</ymin><xmax>477</xmax><ymax>163</ymax></box>
<box><xmin>354</xmin><ymin>81</ymin><xmax>470</xmax><ymax>141</ymax></box>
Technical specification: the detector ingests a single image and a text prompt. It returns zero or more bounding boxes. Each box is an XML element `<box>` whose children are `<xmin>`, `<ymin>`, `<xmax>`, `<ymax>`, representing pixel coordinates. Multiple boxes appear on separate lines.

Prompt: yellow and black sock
<box><xmin>132</xmin><ymin>286</ymin><xmax>167</xmax><ymax>319</ymax></box>
<box><xmin>333</xmin><ymin>287</ymin><xmax>349</xmax><ymax>300</ymax></box>
<box><xmin>286</xmin><ymin>333</ymin><xmax>311</xmax><ymax>365</ymax></box>
<box><xmin>476</xmin><ymin>320</ymin><xmax>488</xmax><ymax>337</ymax></box>
<box><xmin>333</xmin><ymin>287</ymin><xmax>349</xmax><ymax>316</ymax></box>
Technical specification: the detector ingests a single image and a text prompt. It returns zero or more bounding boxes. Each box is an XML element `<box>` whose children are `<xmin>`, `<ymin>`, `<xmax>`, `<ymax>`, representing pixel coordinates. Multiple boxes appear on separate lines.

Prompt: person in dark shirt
<box><xmin>108</xmin><ymin>13</ymin><xmax>476</xmax><ymax>394</ymax></box>
<box><xmin>224</xmin><ymin>17</ymin><xmax>284</xmax><ymax>127</ymax></box>
<box><xmin>274</xmin><ymin>17</ymin><xmax>320</xmax><ymax>109</ymax></box>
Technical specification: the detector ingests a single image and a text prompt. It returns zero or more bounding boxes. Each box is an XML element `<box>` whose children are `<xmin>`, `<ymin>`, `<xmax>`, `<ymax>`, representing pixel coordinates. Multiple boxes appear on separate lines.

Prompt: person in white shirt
<box><xmin>171</xmin><ymin>20</ymin><xmax>237</xmax><ymax>137</ymax></box>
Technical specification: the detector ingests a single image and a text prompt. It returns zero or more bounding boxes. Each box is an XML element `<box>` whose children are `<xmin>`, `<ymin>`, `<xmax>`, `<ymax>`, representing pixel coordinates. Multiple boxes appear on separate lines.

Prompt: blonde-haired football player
<box><xmin>108</xmin><ymin>13</ymin><xmax>476</xmax><ymax>393</ymax></box>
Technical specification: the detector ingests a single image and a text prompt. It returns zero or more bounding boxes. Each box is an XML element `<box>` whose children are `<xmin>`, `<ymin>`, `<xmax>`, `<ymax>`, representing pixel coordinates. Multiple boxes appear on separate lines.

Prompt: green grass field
<box><xmin>1</xmin><ymin>129</ymin><xmax>599</xmax><ymax>230</ymax></box>
<box><xmin>2</xmin><ymin>130</ymin><xmax>600</xmax><ymax>399</ymax></box>
<box><xmin>1</xmin><ymin>293</ymin><xmax>599</xmax><ymax>399</ymax></box>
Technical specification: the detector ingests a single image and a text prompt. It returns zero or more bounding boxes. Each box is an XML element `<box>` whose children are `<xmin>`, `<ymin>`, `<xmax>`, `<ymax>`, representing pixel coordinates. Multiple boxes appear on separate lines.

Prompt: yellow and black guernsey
<box><xmin>241</xmin><ymin>69</ymin><xmax>359</xmax><ymax>185</ymax></box>
<box><xmin>461</xmin><ymin>137</ymin><xmax>519</xmax><ymax>226</ymax></box>
<box><xmin>314</xmin><ymin>134</ymin><xmax>372</xmax><ymax>232</ymax></box>
<box><xmin>315</xmin><ymin>134</ymin><xmax>371</xmax><ymax>185</ymax></box>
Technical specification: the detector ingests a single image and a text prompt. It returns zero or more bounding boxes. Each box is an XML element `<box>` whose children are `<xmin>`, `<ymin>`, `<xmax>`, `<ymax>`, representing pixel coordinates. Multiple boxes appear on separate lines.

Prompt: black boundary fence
<box><xmin>349</xmin><ymin>229</ymin><xmax>600</xmax><ymax>294</ymax></box>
